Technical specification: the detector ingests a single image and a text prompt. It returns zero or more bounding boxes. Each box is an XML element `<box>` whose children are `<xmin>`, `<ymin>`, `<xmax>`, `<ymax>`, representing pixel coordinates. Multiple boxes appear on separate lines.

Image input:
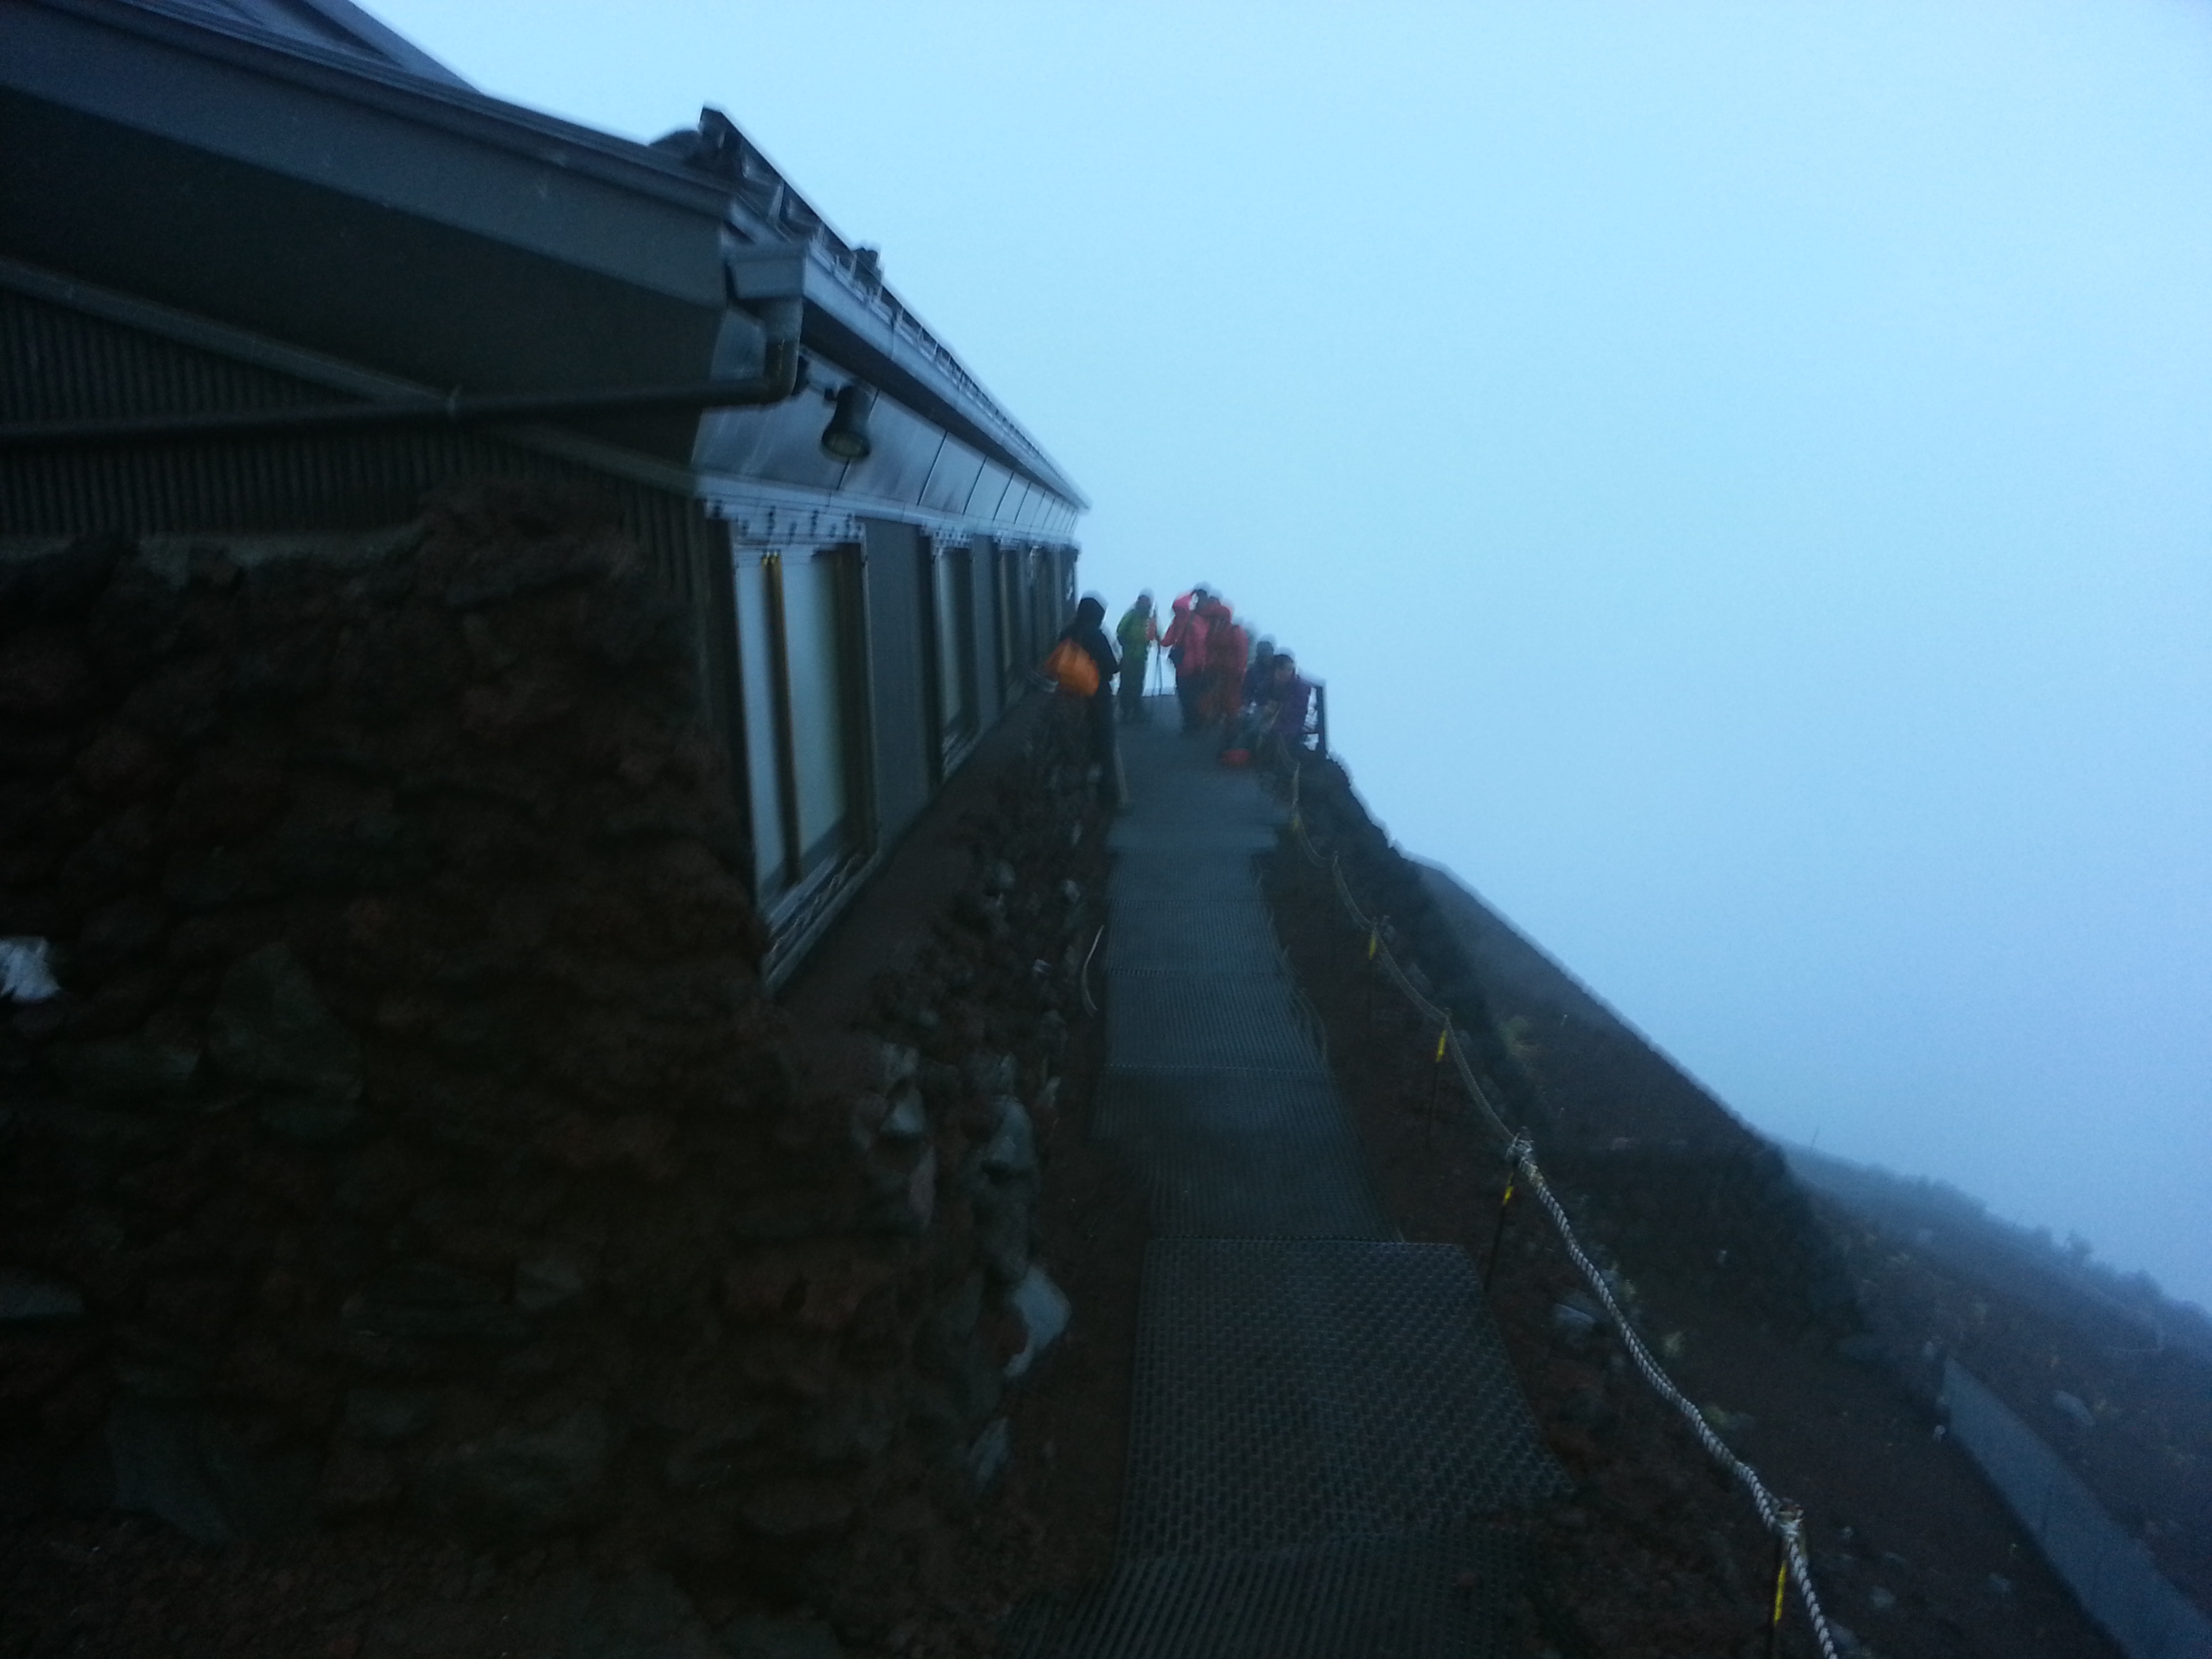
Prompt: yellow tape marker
<box><xmin>1434</xmin><ymin>1027</ymin><xmax>1449</xmax><ymax>1063</ymax></box>
<box><xmin>1367</xmin><ymin>930</ymin><xmax>1378</xmax><ymax>960</ymax></box>
<box><xmin>1770</xmin><ymin>1555</ymin><xmax>1788</xmax><ymax>1624</ymax></box>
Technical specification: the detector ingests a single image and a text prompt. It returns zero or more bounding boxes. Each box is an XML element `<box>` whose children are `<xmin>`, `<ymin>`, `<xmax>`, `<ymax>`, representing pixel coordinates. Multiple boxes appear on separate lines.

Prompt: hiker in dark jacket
<box><xmin>1241</xmin><ymin>638</ymin><xmax>1277</xmax><ymax>706</ymax></box>
<box><xmin>1263</xmin><ymin>651</ymin><xmax>1311</xmax><ymax>765</ymax></box>
<box><xmin>1059</xmin><ymin>595</ymin><xmax>1122</xmax><ymax>806</ymax></box>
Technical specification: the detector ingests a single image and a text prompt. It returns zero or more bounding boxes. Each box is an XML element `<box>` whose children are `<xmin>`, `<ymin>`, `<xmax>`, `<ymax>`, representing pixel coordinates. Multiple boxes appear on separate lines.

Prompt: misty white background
<box><xmin>365</xmin><ymin>1</ymin><xmax>2211</xmax><ymax>1309</ymax></box>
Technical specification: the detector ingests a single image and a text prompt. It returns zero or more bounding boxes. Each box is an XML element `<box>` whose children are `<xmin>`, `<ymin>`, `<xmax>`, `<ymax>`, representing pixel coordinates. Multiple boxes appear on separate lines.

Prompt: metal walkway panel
<box><xmin>1114</xmin><ymin>794</ymin><xmax>1283</xmax><ymax>831</ymax></box>
<box><xmin>1115</xmin><ymin>753</ymin><xmax>1285</xmax><ymax>817</ymax></box>
<box><xmin>1093</xmin><ymin>1069</ymin><xmax>1391</xmax><ymax>1241</ymax></box>
<box><xmin>1116</xmin><ymin>765</ymin><xmax>1282</xmax><ymax>812</ymax></box>
<box><xmin>1093</xmin><ymin>1067</ymin><xmax>1356</xmax><ymax>1143</ymax></box>
<box><xmin>1107</xmin><ymin>970</ymin><xmax>1327</xmax><ymax>1076</ymax></box>
<box><xmin>1008</xmin><ymin>1528</ymin><xmax>1527</xmax><ymax>1659</ymax></box>
<box><xmin>1108</xmin><ymin>822</ymin><xmax>1279</xmax><ymax>853</ymax></box>
<box><xmin>1134</xmin><ymin>1154</ymin><xmax>1388</xmax><ymax>1243</ymax></box>
<box><xmin>1057</xmin><ymin>701</ymin><xmax>1558</xmax><ymax>1652</ymax></box>
<box><xmin>1104</xmin><ymin>901</ymin><xmax>1282</xmax><ymax>977</ymax></box>
<box><xmin>1107</xmin><ymin>847</ymin><xmax>1264</xmax><ymax>909</ymax></box>
<box><xmin>1120</xmin><ymin>1240</ymin><xmax>1570</xmax><ymax>1558</ymax></box>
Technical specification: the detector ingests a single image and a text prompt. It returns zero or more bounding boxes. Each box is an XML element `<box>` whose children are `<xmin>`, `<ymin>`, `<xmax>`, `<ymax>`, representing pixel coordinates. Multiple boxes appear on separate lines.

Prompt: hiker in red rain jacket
<box><xmin>1205</xmin><ymin>603</ymin><xmax>1249</xmax><ymax>729</ymax></box>
<box><xmin>1161</xmin><ymin>590</ymin><xmax>1212</xmax><ymax>733</ymax></box>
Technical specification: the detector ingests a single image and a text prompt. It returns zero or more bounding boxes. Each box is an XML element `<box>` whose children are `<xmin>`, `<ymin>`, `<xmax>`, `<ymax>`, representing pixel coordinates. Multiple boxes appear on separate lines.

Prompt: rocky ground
<box><xmin>1262</xmin><ymin>754</ymin><xmax>2139</xmax><ymax>1659</ymax></box>
<box><xmin>1799</xmin><ymin>1161</ymin><xmax>2212</xmax><ymax>1617</ymax></box>
<box><xmin>0</xmin><ymin>676</ymin><xmax>1120</xmax><ymax>1659</ymax></box>
<box><xmin>3</xmin><ymin>632</ymin><xmax>2185</xmax><ymax>1656</ymax></box>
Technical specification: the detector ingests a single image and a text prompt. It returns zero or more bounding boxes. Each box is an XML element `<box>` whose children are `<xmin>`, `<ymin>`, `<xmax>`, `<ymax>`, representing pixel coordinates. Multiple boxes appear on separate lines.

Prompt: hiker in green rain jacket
<box><xmin>1115</xmin><ymin>593</ymin><xmax>1158</xmax><ymax>724</ymax></box>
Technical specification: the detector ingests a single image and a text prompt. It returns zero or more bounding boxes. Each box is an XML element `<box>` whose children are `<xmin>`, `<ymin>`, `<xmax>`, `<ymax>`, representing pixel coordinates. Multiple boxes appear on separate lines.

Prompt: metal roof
<box><xmin>0</xmin><ymin>0</ymin><xmax>1086</xmax><ymax>515</ymax></box>
<box><xmin>136</xmin><ymin>0</ymin><xmax>470</xmax><ymax>88</ymax></box>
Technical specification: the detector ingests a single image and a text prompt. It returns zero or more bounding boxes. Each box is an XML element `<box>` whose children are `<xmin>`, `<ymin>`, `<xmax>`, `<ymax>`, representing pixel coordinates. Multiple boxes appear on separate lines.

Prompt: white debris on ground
<box><xmin>1006</xmin><ymin>1264</ymin><xmax>1072</xmax><ymax>1379</ymax></box>
<box><xmin>1</xmin><ymin>937</ymin><xmax>60</xmax><ymax>1002</ymax></box>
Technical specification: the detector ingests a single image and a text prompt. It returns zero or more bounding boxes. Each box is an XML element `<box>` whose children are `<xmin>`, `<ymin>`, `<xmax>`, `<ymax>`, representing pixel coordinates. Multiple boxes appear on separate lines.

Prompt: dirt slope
<box><xmin>1263</xmin><ymin>760</ymin><xmax>2129</xmax><ymax>1659</ymax></box>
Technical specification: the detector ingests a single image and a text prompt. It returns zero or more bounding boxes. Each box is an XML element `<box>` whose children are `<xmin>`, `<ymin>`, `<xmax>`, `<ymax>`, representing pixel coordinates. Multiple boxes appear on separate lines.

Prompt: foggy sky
<box><xmin>365</xmin><ymin>1</ymin><xmax>2212</xmax><ymax>1309</ymax></box>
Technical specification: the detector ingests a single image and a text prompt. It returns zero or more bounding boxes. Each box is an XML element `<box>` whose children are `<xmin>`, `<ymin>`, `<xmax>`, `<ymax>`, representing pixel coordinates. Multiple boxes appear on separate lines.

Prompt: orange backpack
<box><xmin>1043</xmin><ymin>638</ymin><xmax>1099</xmax><ymax>699</ymax></box>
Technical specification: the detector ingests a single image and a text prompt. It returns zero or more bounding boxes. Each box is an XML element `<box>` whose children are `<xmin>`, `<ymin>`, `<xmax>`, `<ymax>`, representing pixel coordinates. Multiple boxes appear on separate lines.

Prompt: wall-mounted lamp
<box><xmin>820</xmin><ymin>383</ymin><xmax>874</xmax><ymax>462</ymax></box>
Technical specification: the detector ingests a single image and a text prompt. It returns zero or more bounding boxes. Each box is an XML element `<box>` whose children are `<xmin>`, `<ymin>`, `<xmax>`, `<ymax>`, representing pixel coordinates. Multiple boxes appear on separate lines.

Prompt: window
<box><xmin>781</xmin><ymin>550</ymin><xmax>853</xmax><ymax>877</ymax></box>
<box><xmin>735</xmin><ymin>544</ymin><xmax>869</xmax><ymax>906</ymax></box>
<box><xmin>934</xmin><ymin>544</ymin><xmax>977</xmax><ymax>750</ymax></box>
<box><xmin>1027</xmin><ymin>547</ymin><xmax>1061</xmax><ymax>659</ymax></box>
<box><xmin>996</xmin><ymin>543</ymin><xmax>1024</xmax><ymax>689</ymax></box>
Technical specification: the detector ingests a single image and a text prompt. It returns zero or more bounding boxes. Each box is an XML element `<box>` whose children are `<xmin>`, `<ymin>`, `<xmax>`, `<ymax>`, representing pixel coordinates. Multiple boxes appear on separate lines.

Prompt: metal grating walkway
<box><xmin>1122</xmin><ymin>1240</ymin><xmax>1567</xmax><ymax>1556</ymax></box>
<box><xmin>1105</xmin><ymin>901</ymin><xmax>1284</xmax><ymax>977</ymax></box>
<box><xmin>1018</xmin><ymin>707</ymin><xmax>1565</xmax><ymax>1656</ymax></box>
<box><xmin>1106</xmin><ymin>971</ymin><xmax>1328</xmax><ymax>1075</ymax></box>
<box><xmin>1015</xmin><ymin>1528</ymin><xmax>1531</xmax><ymax>1659</ymax></box>
<box><xmin>1093</xmin><ymin>1071</ymin><xmax>1390</xmax><ymax>1241</ymax></box>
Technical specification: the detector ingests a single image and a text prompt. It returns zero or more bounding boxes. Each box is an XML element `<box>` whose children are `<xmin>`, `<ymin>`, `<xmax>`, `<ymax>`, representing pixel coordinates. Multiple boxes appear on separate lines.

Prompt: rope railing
<box><xmin>1283</xmin><ymin>763</ymin><xmax>1841</xmax><ymax>1659</ymax></box>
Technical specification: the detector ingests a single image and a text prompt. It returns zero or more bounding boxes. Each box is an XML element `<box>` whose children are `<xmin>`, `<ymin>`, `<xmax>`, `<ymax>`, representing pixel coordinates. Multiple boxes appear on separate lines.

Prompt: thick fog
<box><xmin>367</xmin><ymin>1</ymin><xmax>2212</xmax><ymax>1309</ymax></box>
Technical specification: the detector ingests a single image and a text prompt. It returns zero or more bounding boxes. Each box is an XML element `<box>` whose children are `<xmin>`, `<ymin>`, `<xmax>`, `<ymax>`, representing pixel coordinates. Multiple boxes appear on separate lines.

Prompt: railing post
<box><xmin>1768</xmin><ymin>1504</ymin><xmax>1803</xmax><ymax>1659</ymax></box>
<box><xmin>1314</xmin><ymin>682</ymin><xmax>1329</xmax><ymax>758</ymax></box>
<box><xmin>1427</xmin><ymin>1020</ymin><xmax>1450</xmax><ymax>1147</ymax></box>
<box><xmin>1481</xmin><ymin>1164</ymin><xmax>1518</xmax><ymax>1292</ymax></box>
<box><xmin>1364</xmin><ymin>924</ymin><xmax>1379</xmax><ymax>1027</ymax></box>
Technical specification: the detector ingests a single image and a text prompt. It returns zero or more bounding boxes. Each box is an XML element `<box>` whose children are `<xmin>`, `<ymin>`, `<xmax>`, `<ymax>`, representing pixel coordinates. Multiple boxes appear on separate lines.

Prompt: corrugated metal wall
<box><xmin>5</xmin><ymin>287</ymin><xmax>593</xmax><ymax>536</ymax></box>
<box><xmin>2</xmin><ymin>285</ymin><xmax>326</xmax><ymax>425</ymax></box>
<box><xmin>1</xmin><ymin>281</ymin><xmax>743</xmax><ymax>777</ymax></box>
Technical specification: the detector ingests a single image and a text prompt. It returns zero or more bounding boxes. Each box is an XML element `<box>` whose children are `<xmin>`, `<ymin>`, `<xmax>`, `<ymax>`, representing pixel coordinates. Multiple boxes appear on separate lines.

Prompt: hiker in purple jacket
<box><xmin>1225</xmin><ymin>649</ymin><xmax>1310</xmax><ymax>764</ymax></box>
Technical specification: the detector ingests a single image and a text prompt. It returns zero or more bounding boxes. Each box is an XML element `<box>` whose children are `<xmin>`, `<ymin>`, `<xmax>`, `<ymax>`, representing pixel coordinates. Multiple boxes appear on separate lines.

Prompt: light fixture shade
<box><xmin>820</xmin><ymin>383</ymin><xmax>874</xmax><ymax>462</ymax></box>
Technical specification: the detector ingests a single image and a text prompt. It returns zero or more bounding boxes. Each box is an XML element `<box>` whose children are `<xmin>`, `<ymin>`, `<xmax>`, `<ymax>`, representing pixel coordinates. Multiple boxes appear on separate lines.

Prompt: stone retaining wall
<box><xmin>0</xmin><ymin>485</ymin><xmax>1103</xmax><ymax>1639</ymax></box>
